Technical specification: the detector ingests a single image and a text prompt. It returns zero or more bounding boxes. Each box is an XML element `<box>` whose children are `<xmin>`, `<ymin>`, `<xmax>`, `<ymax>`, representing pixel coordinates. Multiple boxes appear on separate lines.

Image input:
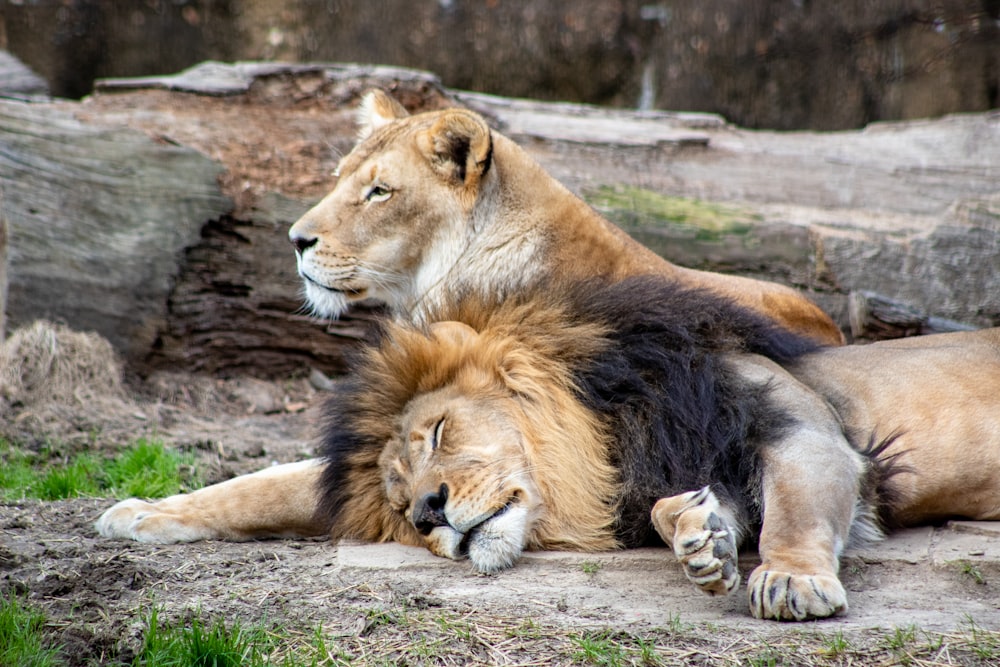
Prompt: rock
<box><xmin>0</xmin><ymin>97</ymin><xmax>231</xmax><ymax>363</ymax></box>
<box><xmin>4</xmin><ymin>2</ymin><xmax>997</xmax><ymax>130</ymax></box>
<box><xmin>0</xmin><ymin>50</ymin><xmax>48</xmax><ymax>97</ymax></box>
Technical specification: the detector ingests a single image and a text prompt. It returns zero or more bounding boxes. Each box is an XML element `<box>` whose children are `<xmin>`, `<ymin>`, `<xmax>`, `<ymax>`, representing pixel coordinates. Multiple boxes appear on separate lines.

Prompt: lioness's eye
<box><xmin>365</xmin><ymin>184</ymin><xmax>392</xmax><ymax>202</ymax></box>
<box><xmin>431</xmin><ymin>417</ymin><xmax>446</xmax><ymax>451</ymax></box>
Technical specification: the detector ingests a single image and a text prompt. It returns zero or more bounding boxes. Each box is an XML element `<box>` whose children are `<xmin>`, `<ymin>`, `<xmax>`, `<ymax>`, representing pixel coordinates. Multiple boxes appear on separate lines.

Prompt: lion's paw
<box><xmin>651</xmin><ymin>487</ymin><xmax>740</xmax><ymax>597</ymax></box>
<box><xmin>747</xmin><ymin>567</ymin><xmax>847</xmax><ymax>620</ymax></box>
<box><xmin>95</xmin><ymin>498</ymin><xmax>207</xmax><ymax>544</ymax></box>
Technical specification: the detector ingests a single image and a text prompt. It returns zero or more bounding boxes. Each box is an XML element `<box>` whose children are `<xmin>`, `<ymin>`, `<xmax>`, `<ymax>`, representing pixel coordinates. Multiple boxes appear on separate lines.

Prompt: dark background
<box><xmin>2</xmin><ymin>0</ymin><xmax>998</xmax><ymax>130</ymax></box>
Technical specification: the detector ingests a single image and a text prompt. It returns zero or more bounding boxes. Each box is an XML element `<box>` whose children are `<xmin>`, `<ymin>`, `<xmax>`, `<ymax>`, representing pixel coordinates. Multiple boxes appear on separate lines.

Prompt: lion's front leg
<box><xmin>745</xmin><ymin>427</ymin><xmax>863</xmax><ymax>621</ymax></box>
<box><xmin>698</xmin><ymin>355</ymin><xmax>872</xmax><ymax>622</ymax></box>
<box><xmin>651</xmin><ymin>486</ymin><xmax>742</xmax><ymax>597</ymax></box>
<box><xmin>96</xmin><ymin>459</ymin><xmax>328</xmax><ymax>543</ymax></box>
<box><xmin>740</xmin><ymin>369</ymin><xmax>867</xmax><ymax>621</ymax></box>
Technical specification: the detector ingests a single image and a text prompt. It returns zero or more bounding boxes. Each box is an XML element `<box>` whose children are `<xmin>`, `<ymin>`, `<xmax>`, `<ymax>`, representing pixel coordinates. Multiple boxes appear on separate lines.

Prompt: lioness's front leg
<box><xmin>96</xmin><ymin>460</ymin><xmax>328</xmax><ymax>543</ymax></box>
<box><xmin>651</xmin><ymin>486</ymin><xmax>742</xmax><ymax>597</ymax></box>
<box><xmin>733</xmin><ymin>357</ymin><xmax>868</xmax><ymax>621</ymax></box>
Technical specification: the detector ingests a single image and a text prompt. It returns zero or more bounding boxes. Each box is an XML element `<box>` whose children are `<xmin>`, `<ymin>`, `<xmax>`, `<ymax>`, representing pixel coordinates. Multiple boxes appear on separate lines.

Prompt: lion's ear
<box><xmin>356</xmin><ymin>90</ymin><xmax>409</xmax><ymax>140</ymax></box>
<box><xmin>416</xmin><ymin>110</ymin><xmax>493</xmax><ymax>189</ymax></box>
<box><xmin>429</xmin><ymin>321</ymin><xmax>479</xmax><ymax>348</ymax></box>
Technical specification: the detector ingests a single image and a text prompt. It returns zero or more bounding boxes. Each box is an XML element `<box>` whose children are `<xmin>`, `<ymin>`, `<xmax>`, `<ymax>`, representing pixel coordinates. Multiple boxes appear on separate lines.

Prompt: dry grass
<box><xmin>0</xmin><ymin>320</ymin><xmax>125</xmax><ymax>405</ymax></box>
<box><xmin>0</xmin><ymin>320</ymin><xmax>141</xmax><ymax>448</ymax></box>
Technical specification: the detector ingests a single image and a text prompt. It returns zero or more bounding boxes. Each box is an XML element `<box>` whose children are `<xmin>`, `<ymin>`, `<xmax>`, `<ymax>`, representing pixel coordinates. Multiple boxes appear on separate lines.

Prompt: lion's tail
<box><xmin>851</xmin><ymin>431</ymin><xmax>910</xmax><ymax>546</ymax></box>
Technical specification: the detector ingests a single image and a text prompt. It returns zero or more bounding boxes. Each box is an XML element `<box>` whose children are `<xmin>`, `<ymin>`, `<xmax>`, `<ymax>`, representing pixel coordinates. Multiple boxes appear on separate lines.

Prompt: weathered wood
<box><xmin>457</xmin><ymin>91</ymin><xmax>1000</xmax><ymax>329</ymax></box>
<box><xmin>144</xmin><ymin>198</ymin><xmax>383</xmax><ymax>377</ymax></box>
<box><xmin>848</xmin><ymin>291</ymin><xmax>978</xmax><ymax>340</ymax></box>
<box><xmin>0</xmin><ymin>197</ymin><xmax>7</xmax><ymax>343</ymax></box>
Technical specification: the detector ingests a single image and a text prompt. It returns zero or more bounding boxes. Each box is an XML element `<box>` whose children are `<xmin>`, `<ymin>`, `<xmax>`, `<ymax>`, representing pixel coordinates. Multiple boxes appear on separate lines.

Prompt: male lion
<box><xmin>288</xmin><ymin>89</ymin><xmax>844</xmax><ymax>345</ymax></box>
<box><xmin>98</xmin><ymin>277</ymin><xmax>1000</xmax><ymax>621</ymax></box>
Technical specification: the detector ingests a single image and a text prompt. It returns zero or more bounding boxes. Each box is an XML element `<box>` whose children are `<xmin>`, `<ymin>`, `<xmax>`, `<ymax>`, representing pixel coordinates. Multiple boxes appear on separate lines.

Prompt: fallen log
<box><xmin>848</xmin><ymin>291</ymin><xmax>978</xmax><ymax>340</ymax></box>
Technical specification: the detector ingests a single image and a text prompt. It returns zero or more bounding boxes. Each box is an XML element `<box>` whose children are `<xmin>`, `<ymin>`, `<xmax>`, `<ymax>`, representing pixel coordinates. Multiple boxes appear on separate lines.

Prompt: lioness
<box><xmin>288</xmin><ymin>90</ymin><xmax>843</xmax><ymax>345</ymax></box>
<box><xmin>97</xmin><ymin>277</ymin><xmax>1000</xmax><ymax>620</ymax></box>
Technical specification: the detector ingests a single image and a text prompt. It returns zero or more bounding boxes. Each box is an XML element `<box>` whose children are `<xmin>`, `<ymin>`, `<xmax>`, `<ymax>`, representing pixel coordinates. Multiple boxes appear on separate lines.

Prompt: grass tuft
<box><xmin>571</xmin><ymin>631</ymin><xmax>628</xmax><ymax>666</ymax></box>
<box><xmin>0</xmin><ymin>594</ymin><xmax>65</xmax><ymax>667</ymax></box>
<box><xmin>136</xmin><ymin>607</ymin><xmax>276</xmax><ymax>667</ymax></box>
<box><xmin>0</xmin><ymin>437</ymin><xmax>200</xmax><ymax>501</ymax></box>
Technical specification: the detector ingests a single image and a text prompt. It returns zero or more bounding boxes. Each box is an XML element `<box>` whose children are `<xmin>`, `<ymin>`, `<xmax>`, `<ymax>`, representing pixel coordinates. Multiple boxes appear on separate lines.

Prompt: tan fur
<box><xmin>788</xmin><ymin>329</ymin><xmax>1000</xmax><ymax>524</ymax></box>
<box><xmin>289</xmin><ymin>90</ymin><xmax>843</xmax><ymax>344</ymax></box>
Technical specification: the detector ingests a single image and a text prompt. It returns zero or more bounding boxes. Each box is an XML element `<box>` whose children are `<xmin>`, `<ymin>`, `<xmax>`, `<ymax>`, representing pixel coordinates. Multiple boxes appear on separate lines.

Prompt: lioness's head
<box><xmin>318</xmin><ymin>302</ymin><xmax>620</xmax><ymax>573</ymax></box>
<box><xmin>289</xmin><ymin>91</ymin><xmax>494</xmax><ymax>318</ymax></box>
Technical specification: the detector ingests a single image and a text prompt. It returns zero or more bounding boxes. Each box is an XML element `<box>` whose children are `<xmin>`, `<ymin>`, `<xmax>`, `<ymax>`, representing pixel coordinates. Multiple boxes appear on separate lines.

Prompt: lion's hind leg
<box><xmin>651</xmin><ymin>486</ymin><xmax>742</xmax><ymax>597</ymax></box>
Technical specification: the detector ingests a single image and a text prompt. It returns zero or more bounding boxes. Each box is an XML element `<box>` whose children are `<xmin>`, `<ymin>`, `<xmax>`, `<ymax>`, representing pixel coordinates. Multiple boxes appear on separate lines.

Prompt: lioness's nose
<box><xmin>412</xmin><ymin>483</ymin><xmax>450</xmax><ymax>535</ymax></box>
<box><xmin>289</xmin><ymin>231</ymin><xmax>318</xmax><ymax>254</ymax></box>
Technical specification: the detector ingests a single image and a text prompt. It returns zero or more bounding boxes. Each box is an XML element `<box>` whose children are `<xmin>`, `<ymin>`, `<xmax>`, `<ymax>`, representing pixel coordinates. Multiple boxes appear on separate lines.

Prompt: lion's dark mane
<box><xmin>563</xmin><ymin>277</ymin><xmax>819</xmax><ymax>547</ymax></box>
<box><xmin>317</xmin><ymin>275</ymin><xmax>822</xmax><ymax>546</ymax></box>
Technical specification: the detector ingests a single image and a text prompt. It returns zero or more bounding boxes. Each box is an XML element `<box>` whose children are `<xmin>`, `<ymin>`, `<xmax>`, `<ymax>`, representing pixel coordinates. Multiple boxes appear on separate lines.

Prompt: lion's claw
<box><xmin>747</xmin><ymin>567</ymin><xmax>847</xmax><ymax>620</ymax></box>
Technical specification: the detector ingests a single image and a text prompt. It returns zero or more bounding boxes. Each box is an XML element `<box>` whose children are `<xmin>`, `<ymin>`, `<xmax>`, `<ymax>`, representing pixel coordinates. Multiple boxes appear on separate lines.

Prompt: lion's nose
<box><xmin>412</xmin><ymin>483</ymin><xmax>450</xmax><ymax>535</ymax></box>
<box><xmin>289</xmin><ymin>230</ymin><xmax>318</xmax><ymax>254</ymax></box>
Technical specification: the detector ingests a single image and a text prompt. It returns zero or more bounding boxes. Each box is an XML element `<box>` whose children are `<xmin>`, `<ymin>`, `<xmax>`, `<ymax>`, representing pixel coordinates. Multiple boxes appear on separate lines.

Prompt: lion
<box><xmin>287</xmin><ymin>89</ymin><xmax>844</xmax><ymax>345</ymax></box>
<box><xmin>97</xmin><ymin>276</ymin><xmax>1000</xmax><ymax>621</ymax></box>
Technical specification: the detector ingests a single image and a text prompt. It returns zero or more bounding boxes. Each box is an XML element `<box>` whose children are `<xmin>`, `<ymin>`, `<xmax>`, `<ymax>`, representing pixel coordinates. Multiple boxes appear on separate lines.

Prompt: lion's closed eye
<box><xmin>431</xmin><ymin>417</ymin><xmax>446</xmax><ymax>451</ymax></box>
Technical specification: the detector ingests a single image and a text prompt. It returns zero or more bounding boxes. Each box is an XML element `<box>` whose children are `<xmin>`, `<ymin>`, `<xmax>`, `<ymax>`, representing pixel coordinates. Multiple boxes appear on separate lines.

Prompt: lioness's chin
<box><xmin>302</xmin><ymin>281</ymin><xmax>352</xmax><ymax>319</ymax></box>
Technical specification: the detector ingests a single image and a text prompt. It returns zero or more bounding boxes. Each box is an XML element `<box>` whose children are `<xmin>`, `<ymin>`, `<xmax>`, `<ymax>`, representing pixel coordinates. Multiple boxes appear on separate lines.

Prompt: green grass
<box><xmin>584</xmin><ymin>185</ymin><xmax>759</xmax><ymax>241</ymax></box>
<box><xmin>0</xmin><ymin>438</ymin><xmax>201</xmax><ymax>501</ymax></box>
<box><xmin>820</xmin><ymin>630</ymin><xmax>850</xmax><ymax>658</ymax></box>
<box><xmin>0</xmin><ymin>594</ymin><xmax>65</xmax><ymax>667</ymax></box>
<box><xmin>957</xmin><ymin>560</ymin><xmax>987</xmax><ymax>585</ymax></box>
<box><xmin>572</xmin><ymin>631</ymin><xmax>628</xmax><ymax>666</ymax></box>
<box><xmin>136</xmin><ymin>608</ymin><xmax>278</xmax><ymax>667</ymax></box>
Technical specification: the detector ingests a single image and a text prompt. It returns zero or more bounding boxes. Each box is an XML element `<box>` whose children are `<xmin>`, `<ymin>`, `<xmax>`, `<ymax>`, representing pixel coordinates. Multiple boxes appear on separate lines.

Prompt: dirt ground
<box><xmin>3</xmin><ymin>358</ymin><xmax>1000</xmax><ymax>665</ymax></box>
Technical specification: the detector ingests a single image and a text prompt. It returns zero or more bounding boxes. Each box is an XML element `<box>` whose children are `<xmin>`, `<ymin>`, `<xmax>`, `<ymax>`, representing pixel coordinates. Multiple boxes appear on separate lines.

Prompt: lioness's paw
<box><xmin>747</xmin><ymin>567</ymin><xmax>847</xmax><ymax>620</ymax></box>
<box><xmin>95</xmin><ymin>498</ymin><xmax>207</xmax><ymax>544</ymax></box>
<box><xmin>651</xmin><ymin>487</ymin><xmax>740</xmax><ymax>597</ymax></box>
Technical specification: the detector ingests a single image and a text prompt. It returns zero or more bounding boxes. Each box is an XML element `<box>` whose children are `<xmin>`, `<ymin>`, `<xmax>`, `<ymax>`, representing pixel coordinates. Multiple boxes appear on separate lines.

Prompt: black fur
<box><xmin>441</xmin><ymin>129</ymin><xmax>492</xmax><ymax>184</ymax></box>
<box><xmin>854</xmin><ymin>431</ymin><xmax>911</xmax><ymax>531</ymax></box>
<box><xmin>564</xmin><ymin>277</ymin><xmax>820</xmax><ymax>547</ymax></box>
<box><xmin>314</xmin><ymin>370</ymin><xmax>382</xmax><ymax>534</ymax></box>
<box><xmin>446</xmin><ymin>134</ymin><xmax>470</xmax><ymax>183</ymax></box>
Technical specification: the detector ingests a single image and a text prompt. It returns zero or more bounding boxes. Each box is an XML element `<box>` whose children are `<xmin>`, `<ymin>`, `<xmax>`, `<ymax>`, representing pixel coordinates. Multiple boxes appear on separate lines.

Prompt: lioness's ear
<box><xmin>356</xmin><ymin>90</ymin><xmax>409</xmax><ymax>140</ymax></box>
<box><xmin>417</xmin><ymin>110</ymin><xmax>493</xmax><ymax>189</ymax></box>
<box><xmin>429</xmin><ymin>321</ymin><xmax>479</xmax><ymax>348</ymax></box>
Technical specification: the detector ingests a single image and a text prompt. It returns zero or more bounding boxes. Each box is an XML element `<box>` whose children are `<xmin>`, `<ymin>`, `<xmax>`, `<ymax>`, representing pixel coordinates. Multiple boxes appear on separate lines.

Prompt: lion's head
<box><xmin>288</xmin><ymin>91</ymin><xmax>494</xmax><ymax>319</ymax></box>
<box><xmin>317</xmin><ymin>292</ymin><xmax>620</xmax><ymax>573</ymax></box>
